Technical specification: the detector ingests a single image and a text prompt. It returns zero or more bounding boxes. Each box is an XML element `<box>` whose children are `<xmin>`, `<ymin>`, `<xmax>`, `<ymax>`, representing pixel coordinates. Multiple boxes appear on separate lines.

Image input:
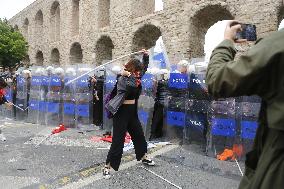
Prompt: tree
<box><xmin>0</xmin><ymin>18</ymin><xmax>28</xmax><ymax>70</ymax></box>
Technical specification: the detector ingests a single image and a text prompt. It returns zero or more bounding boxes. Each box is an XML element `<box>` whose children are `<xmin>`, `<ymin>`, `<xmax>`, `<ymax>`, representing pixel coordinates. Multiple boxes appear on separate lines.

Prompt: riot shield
<box><xmin>237</xmin><ymin>96</ymin><xmax>261</xmax><ymax>160</ymax></box>
<box><xmin>138</xmin><ymin>72</ymin><xmax>156</xmax><ymax>141</ymax></box>
<box><xmin>62</xmin><ymin>66</ymin><xmax>77</xmax><ymax>128</ymax></box>
<box><xmin>184</xmin><ymin>71</ymin><xmax>211</xmax><ymax>145</ymax></box>
<box><xmin>46</xmin><ymin>67</ymin><xmax>64</xmax><ymax>126</ymax></box>
<box><xmin>103</xmin><ymin>63</ymin><xmax>118</xmax><ymax>135</ymax></box>
<box><xmin>15</xmin><ymin>71</ymin><xmax>30</xmax><ymax>121</ymax></box>
<box><xmin>75</xmin><ymin>65</ymin><xmax>94</xmax><ymax>130</ymax></box>
<box><xmin>164</xmin><ymin>72</ymin><xmax>188</xmax><ymax>141</ymax></box>
<box><xmin>3</xmin><ymin>87</ymin><xmax>14</xmax><ymax>119</ymax></box>
<box><xmin>26</xmin><ymin>67</ymin><xmax>43</xmax><ymax>124</ymax></box>
<box><xmin>38</xmin><ymin>67</ymin><xmax>51</xmax><ymax>125</ymax></box>
<box><xmin>206</xmin><ymin>98</ymin><xmax>238</xmax><ymax>159</ymax></box>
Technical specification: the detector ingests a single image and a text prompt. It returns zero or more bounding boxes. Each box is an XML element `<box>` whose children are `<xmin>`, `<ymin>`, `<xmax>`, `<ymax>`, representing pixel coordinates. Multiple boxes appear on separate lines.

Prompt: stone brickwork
<box><xmin>9</xmin><ymin>0</ymin><xmax>284</xmax><ymax>66</ymax></box>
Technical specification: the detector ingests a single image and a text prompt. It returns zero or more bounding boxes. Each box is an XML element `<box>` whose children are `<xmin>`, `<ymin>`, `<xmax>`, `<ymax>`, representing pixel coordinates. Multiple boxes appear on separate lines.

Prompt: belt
<box><xmin>123</xmin><ymin>100</ymin><xmax>135</xmax><ymax>104</ymax></box>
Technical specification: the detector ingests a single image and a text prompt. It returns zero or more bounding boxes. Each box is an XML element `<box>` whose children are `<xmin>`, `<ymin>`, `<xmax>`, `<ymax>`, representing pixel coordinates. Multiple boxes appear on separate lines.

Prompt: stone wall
<box><xmin>8</xmin><ymin>0</ymin><xmax>284</xmax><ymax>66</ymax></box>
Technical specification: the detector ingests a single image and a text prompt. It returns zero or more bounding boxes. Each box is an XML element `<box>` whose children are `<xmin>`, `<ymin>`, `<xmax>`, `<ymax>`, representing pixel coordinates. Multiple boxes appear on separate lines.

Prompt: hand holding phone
<box><xmin>225</xmin><ymin>21</ymin><xmax>257</xmax><ymax>42</ymax></box>
<box><xmin>235</xmin><ymin>24</ymin><xmax>257</xmax><ymax>41</ymax></box>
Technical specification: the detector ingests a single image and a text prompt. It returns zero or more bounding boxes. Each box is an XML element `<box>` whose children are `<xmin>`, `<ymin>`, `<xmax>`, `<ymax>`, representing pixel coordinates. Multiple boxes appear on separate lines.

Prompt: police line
<box><xmin>0</xmin><ymin>64</ymin><xmax>259</xmax><ymax>160</ymax></box>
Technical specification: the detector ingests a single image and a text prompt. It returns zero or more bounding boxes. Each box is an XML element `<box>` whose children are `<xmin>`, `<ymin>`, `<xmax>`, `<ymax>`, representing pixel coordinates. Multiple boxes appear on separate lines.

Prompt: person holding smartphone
<box><xmin>206</xmin><ymin>21</ymin><xmax>284</xmax><ymax>189</ymax></box>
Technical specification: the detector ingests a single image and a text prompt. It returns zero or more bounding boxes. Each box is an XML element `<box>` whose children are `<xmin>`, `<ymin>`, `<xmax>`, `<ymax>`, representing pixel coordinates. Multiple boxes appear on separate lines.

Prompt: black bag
<box><xmin>104</xmin><ymin>76</ymin><xmax>119</xmax><ymax>119</ymax></box>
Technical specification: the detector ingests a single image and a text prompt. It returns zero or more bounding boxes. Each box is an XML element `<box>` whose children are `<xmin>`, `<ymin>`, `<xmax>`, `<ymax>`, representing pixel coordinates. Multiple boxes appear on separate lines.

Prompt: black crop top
<box><xmin>125</xmin><ymin>86</ymin><xmax>141</xmax><ymax>100</ymax></box>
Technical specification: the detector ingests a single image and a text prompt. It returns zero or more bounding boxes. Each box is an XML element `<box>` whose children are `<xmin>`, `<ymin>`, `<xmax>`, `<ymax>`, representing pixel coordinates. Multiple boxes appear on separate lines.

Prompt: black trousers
<box><xmin>106</xmin><ymin>104</ymin><xmax>147</xmax><ymax>171</ymax></box>
<box><xmin>150</xmin><ymin>102</ymin><xmax>164</xmax><ymax>138</ymax></box>
<box><xmin>93</xmin><ymin>93</ymin><xmax>103</xmax><ymax>126</ymax></box>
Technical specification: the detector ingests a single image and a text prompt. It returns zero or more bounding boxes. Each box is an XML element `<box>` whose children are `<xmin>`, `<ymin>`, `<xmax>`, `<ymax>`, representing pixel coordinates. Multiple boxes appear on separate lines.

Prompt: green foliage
<box><xmin>0</xmin><ymin>18</ymin><xmax>28</xmax><ymax>69</ymax></box>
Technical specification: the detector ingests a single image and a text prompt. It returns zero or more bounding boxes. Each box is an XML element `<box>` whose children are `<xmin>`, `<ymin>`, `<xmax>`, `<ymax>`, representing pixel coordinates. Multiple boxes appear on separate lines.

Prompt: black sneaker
<box><xmin>103</xmin><ymin>167</ymin><xmax>111</xmax><ymax>179</ymax></box>
<box><xmin>142</xmin><ymin>158</ymin><xmax>155</xmax><ymax>166</ymax></box>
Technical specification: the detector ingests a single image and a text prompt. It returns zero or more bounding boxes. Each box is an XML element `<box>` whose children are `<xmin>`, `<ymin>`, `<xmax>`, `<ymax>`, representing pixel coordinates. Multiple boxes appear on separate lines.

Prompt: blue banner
<box><xmin>64</xmin><ymin>103</ymin><xmax>75</xmax><ymax>115</ymax></box>
<box><xmin>190</xmin><ymin>73</ymin><xmax>207</xmax><ymax>89</ymax></box>
<box><xmin>105</xmin><ymin>76</ymin><xmax>116</xmax><ymax>89</ymax></box>
<box><xmin>241</xmin><ymin>121</ymin><xmax>258</xmax><ymax>139</ymax></box>
<box><xmin>47</xmin><ymin>102</ymin><xmax>59</xmax><ymax>113</ymax></box>
<box><xmin>141</xmin><ymin>73</ymin><xmax>154</xmax><ymax>89</ymax></box>
<box><xmin>211</xmin><ymin>118</ymin><xmax>236</xmax><ymax>137</ymax></box>
<box><xmin>39</xmin><ymin>101</ymin><xmax>47</xmax><ymax>112</ymax></box>
<box><xmin>138</xmin><ymin>110</ymin><xmax>149</xmax><ymax>126</ymax></box>
<box><xmin>77</xmin><ymin>76</ymin><xmax>89</xmax><ymax>88</ymax></box>
<box><xmin>168</xmin><ymin>73</ymin><xmax>188</xmax><ymax>89</ymax></box>
<box><xmin>153</xmin><ymin>52</ymin><xmax>167</xmax><ymax>69</ymax></box>
<box><xmin>31</xmin><ymin>76</ymin><xmax>42</xmax><ymax>86</ymax></box>
<box><xmin>76</xmin><ymin>104</ymin><xmax>89</xmax><ymax>117</ymax></box>
<box><xmin>17</xmin><ymin>76</ymin><xmax>25</xmax><ymax>87</ymax></box>
<box><xmin>50</xmin><ymin>76</ymin><xmax>61</xmax><ymax>87</ymax></box>
<box><xmin>29</xmin><ymin>101</ymin><xmax>39</xmax><ymax>110</ymax></box>
<box><xmin>41</xmin><ymin>76</ymin><xmax>50</xmax><ymax>86</ymax></box>
<box><xmin>167</xmin><ymin>111</ymin><xmax>185</xmax><ymax>127</ymax></box>
<box><xmin>186</xmin><ymin>113</ymin><xmax>207</xmax><ymax>132</ymax></box>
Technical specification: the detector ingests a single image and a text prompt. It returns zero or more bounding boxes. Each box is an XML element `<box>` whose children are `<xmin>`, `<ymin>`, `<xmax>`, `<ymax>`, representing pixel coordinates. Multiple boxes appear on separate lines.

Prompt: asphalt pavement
<box><xmin>0</xmin><ymin>119</ymin><xmax>243</xmax><ymax>189</ymax></box>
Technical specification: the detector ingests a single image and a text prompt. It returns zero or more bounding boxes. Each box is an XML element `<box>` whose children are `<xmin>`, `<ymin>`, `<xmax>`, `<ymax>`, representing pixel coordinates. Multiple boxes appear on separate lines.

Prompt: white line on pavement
<box><xmin>139</xmin><ymin>166</ymin><xmax>182</xmax><ymax>189</ymax></box>
<box><xmin>59</xmin><ymin>144</ymin><xmax>178</xmax><ymax>189</ymax></box>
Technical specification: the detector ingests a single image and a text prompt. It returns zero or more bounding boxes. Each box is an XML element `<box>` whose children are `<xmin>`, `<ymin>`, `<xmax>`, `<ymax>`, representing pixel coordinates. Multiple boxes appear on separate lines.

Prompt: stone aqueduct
<box><xmin>9</xmin><ymin>0</ymin><xmax>284</xmax><ymax>66</ymax></box>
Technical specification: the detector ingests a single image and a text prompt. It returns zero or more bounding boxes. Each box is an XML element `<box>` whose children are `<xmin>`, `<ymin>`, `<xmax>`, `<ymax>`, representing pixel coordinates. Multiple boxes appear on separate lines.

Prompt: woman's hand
<box><xmin>140</xmin><ymin>49</ymin><xmax>149</xmax><ymax>55</ymax></box>
<box><xmin>122</xmin><ymin>70</ymin><xmax>131</xmax><ymax>77</ymax></box>
<box><xmin>90</xmin><ymin>76</ymin><xmax>97</xmax><ymax>83</ymax></box>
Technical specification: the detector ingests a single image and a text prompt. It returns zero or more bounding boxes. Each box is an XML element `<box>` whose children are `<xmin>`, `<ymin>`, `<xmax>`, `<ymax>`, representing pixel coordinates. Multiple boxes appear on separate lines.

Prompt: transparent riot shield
<box><xmin>206</xmin><ymin>98</ymin><xmax>238</xmax><ymax>159</ymax></box>
<box><xmin>46</xmin><ymin>68</ymin><xmax>63</xmax><ymax>126</ymax></box>
<box><xmin>103</xmin><ymin>64</ymin><xmax>117</xmax><ymax>135</ymax></box>
<box><xmin>2</xmin><ymin>87</ymin><xmax>14</xmax><ymax>119</ymax></box>
<box><xmin>15</xmin><ymin>72</ymin><xmax>29</xmax><ymax>121</ymax></box>
<box><xmin>138</xmin><ymin>72</ymin><xmax>156</xmax><ymax>141</ymax></box>
<box><xmin>237</xmin><ymin>96</ymin><xmax>261</xmax><ymax>160</ymax></box>
<box><xmin>164</xmin><ymin>72</ymin><xmax>188</xmax><ymax>141</ymax></box>
<box><xmin>38</xmin><ymin>68</ymin><xmax>50</xmax><ymax>126</ymax></box>
<box><xmin>75</xmin><ymin>65</ymin><xmax>94</xmax><ymax>130</ymax></box>
<box><xmin>184</xmin><ymin>72</ymin><xmax>211</xmax><ymax>145</ymax></box>
<box><xmin>62</xmin><ymin>66</ymin><xmax>77</xmax><ymax>128</ymax></box>
<box><xmin>26</xmin><ymin>67</ymin><xmax>43</xmax><ymax>124</ymax></box>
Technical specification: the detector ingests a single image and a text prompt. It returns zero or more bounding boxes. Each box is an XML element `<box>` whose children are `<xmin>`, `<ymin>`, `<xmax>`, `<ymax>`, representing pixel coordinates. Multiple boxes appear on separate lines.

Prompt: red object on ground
<box><xmin>90</xmin><ymin>136</ymin><xmax>102</xmax><ymax>142</ymax></box>
<box><xmin>100</xmin><ymin>133</ymin><xmax>132</xmax><ymax>144</ymax></box>
<box><xmin>217</xmin><ymin>144</ymin><xmax>244</xmax><ymax>161</ymax></box>
<box><xmin>101</xmin><ymin>135</ymin><xmax>113</xmax><ymax>143</ymax></box>
<box><xmin>217</xmin><ymin>149</ymin><xmax>234</xmax><ymax>161</ymax></box>
<box><xmin>52</xmin><ymin>124</ymin><xmax>67</xmax><ymax>134</ymax></box>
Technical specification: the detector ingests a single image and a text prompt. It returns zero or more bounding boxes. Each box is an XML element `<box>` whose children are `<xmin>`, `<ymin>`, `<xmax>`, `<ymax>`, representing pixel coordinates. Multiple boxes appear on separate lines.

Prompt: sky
<box><xmin>0</xmin><ymin>0</ymin><xmax>163</xmax><ymax>20</ymax></box>
<box><xmin>155</xmin><ymin>0</ymin><xmax>163</xmax><ymax>12</ymax></box>
<box><xmin>0</xmin><ymin>0</ymin><xmax>36</xmax><ymax>19</ymax></box>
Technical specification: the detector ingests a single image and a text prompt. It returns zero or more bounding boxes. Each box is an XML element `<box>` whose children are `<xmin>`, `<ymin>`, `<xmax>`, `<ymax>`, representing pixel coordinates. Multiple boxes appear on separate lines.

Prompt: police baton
<box><xmin>7</xmin><ymin>101</ymin><xmax>25</xmax><ymax>111</ymax></box>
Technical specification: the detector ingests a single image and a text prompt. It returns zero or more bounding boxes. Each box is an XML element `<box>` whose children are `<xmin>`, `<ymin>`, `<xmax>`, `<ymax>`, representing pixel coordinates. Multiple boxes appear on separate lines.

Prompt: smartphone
<box><xmin>236</xmin><ymin>24</ymin><xmax>257</xmax><ymax>41</ymax></box>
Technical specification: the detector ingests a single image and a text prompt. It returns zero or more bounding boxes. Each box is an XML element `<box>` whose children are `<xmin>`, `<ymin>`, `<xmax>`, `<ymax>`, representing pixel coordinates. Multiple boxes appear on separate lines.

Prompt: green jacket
<box><xmin>206</xmin><ymin>29</ymin><xmax>284</xmax><ymax>131</ymax></box>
